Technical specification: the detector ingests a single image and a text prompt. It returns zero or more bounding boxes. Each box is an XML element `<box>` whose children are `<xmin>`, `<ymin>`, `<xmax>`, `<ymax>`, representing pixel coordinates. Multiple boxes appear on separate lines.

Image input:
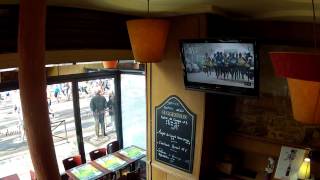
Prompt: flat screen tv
<box><xmin>180</xmin><ymin>39</ymin><xmax>259</xmax><ymax>96</ymax></box>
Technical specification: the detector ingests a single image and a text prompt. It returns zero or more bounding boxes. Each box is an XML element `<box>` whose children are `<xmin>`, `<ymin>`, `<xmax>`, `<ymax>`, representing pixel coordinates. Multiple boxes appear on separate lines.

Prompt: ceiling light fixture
<box><xmin>269</xmin><ymin>0</ymin><xmax>320</xmax><ymax>124</ymax></box>
<box><xmin>126</xmin><ymin>0</ymin><xmax>170</xmax><ymax>63</ymax></box>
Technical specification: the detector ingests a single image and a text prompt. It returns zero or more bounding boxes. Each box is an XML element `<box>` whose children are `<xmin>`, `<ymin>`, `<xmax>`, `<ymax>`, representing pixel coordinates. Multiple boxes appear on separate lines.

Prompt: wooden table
<box><xmin>66</xmin><ymin>145</ymin><xmax>146</xmax><ymax>180</ymax></box>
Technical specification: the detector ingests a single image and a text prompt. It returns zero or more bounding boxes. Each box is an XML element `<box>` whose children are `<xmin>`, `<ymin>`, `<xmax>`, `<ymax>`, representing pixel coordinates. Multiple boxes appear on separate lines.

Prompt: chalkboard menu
<box><xmin>155</xmin><ymin>95</ymin><xmax>196</xmax><ymax>173</ymax></box>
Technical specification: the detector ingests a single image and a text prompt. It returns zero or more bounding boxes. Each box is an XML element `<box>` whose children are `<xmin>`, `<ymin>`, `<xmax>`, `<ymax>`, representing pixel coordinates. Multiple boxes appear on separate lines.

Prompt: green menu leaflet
<box><xmin>70</xmin><ymin>163</ymin><xmax>102</xmax><ymax>180</ymax></box>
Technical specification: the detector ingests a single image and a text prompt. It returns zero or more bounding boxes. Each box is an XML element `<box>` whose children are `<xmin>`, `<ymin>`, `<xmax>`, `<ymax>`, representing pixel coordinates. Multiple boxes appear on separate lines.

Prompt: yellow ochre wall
<box><xmin>147</xmin><ymin>15</ymin><xmax>207</xmax><ymax>180</ymax></box>
<box><xmin>47</xmin><ymin>63</ymin><xmax>104</xmax><ymax>76</ymax></box>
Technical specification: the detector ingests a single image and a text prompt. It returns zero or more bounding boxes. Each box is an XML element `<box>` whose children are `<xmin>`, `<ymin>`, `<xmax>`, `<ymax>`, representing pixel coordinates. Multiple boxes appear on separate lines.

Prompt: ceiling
<box><xmin>2</xmin><ymin>0</ymin><xmax>320</xmax><ymax>22</ymax></box>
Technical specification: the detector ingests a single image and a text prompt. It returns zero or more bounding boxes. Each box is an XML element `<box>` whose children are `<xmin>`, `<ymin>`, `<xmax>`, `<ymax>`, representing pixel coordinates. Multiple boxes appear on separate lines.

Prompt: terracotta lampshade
<box><xmin>126</xmin><ymin>19</ymin><xmax>170</xmax><ymax>63</ymax></box>
<box><xmin>269</xmin><ymin>52</ymin><xmax>320</xmax><ymax>124</ymax></box>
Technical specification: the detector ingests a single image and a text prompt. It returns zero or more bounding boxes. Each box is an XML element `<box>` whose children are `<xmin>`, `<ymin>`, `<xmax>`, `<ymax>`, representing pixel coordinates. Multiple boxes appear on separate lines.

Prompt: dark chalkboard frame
<box><xmin>155</xmin><ymin>95</ymin><xmax>196</xmax><ymax>173</ymax></box>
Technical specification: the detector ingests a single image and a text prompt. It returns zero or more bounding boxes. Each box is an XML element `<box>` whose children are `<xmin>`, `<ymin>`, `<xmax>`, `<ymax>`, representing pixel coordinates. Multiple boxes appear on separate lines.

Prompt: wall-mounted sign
<box><xmin>155</xmin><ymin>95</ymin><xmax>196</xmax><ymax>173</ymax></box>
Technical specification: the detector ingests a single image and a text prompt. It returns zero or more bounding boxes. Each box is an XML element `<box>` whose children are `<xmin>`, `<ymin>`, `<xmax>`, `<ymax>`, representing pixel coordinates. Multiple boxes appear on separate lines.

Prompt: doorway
<box><xmin>77</xmin><ymin>78</ymin><xmax>118</xmax><ymax>161</ymax></box>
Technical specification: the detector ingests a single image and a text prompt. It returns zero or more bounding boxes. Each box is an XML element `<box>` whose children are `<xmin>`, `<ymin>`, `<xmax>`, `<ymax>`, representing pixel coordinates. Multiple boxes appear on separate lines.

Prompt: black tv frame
<box><xmin>180</xmin><ymin>39</ymin><xmax>260</xmax><ymax>97</ymax></box>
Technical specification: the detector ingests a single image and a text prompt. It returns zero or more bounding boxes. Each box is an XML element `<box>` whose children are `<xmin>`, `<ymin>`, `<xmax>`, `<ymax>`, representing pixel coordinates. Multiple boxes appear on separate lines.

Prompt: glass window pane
<box><xmin>47</xmin><ymin>83</ymin><xmax>78</xmax><ymax>173</ymax></box>
<box><xmin>121</xmin><ymin>74</ymin><xmax>146</xmax><ymax>149</ymax></box>
<box><xmin>0</xmin><ymin>90</ymin><xmax>33</xmax><ymax>179</ymax></box>
<box><xmin>78</xmin><ymin>78</ymin><xmax>118</xmax><ymax>161</ymax></box>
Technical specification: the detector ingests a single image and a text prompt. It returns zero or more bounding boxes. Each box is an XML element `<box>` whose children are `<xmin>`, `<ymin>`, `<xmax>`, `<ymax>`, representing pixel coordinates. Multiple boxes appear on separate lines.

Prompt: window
<box><xmin>47</xmin><ymin>83</ymin><xmax>79</xmax><ymax>173</ymax></box>
<box><xmin>0</xmin><ymin>67</ymin><xmax>146</xmax><ymax>178</ymax></box>
<box><xmin>78</xmin><ymin>78</ymin><xmax>118</xmax><ymax>161</ymax></box>
<box><xmin>121</xmin><ymin>74</ymin><xmax>146</xmax><ymax>149</ymax></box>
<box><xmin>0</xmin><ymin>90</ymin><xmax>33</xmax><ymax>179</ymax></box>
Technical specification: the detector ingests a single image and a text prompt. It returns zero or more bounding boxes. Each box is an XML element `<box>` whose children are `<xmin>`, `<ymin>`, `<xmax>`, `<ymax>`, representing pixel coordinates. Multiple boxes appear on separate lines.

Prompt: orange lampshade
<box><xmin>269</xmin><ymin>52</ymin><xmax>320</xmax><ymax>81</ymax></box>
<box><xmin>126</xmin><ymin>19</ymin><xmax>170</xmax><ymax>63</ymax></box>
<box><xmin>287</xmin><ymin>78</ymin><xmax>320</xmax><ymax>124</ymax></box>
<box><xmin>270</xmin><ymin>52</ymin><xmax>320</xmax><ymax>124</ymax></box>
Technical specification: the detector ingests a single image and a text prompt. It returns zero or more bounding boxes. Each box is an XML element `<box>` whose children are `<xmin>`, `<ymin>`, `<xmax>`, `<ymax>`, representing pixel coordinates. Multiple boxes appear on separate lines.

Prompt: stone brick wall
<box><xmin>231</xmin><ymin>94</ymin><xmax>320</xmax><ymax>148</ymax></box>
<box><xmin>229</xmin><ymin>45</ymin><xmax>320</xmax><ymax>148</ymax></box>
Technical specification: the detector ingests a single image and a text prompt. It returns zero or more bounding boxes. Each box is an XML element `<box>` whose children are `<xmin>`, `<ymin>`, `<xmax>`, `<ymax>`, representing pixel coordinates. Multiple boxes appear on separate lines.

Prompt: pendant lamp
<box><xmin>269</xmin><ymin>0</ymin><xmax>320</xmax><ymax>124</ymax></box>
<box><xmin>126</xmin><ymin>0</ymin><xmax>170</xmax><ymax>63</ymax></box>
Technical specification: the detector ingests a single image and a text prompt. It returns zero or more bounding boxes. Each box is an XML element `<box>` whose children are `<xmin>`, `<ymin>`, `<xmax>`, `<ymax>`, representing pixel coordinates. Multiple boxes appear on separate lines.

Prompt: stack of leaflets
<box><xmin>70</xmin><ymin>163</ymin><xmax>102</xmax><ymax>180</ymax></box>
<box><xmin>95</xmin><ymin>154</ymin><xmax>126</xmax><ymax>171</ymax></box>
<box><xmin>119</xmin><ymin>146</ymin><xmax>146</xmax><ymax>160</ymax></box>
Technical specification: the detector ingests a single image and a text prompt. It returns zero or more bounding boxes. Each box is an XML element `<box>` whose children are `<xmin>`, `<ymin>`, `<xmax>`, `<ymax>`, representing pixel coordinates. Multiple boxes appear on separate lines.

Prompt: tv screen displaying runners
<box><xmin>180</xmin><ymin>39</ymin><xmax>259</xmax><ymax>96</ymax></box>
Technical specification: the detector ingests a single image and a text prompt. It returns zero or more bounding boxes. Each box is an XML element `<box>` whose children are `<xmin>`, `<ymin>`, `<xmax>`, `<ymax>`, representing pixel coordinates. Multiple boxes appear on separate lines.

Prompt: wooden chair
<box><xmin>61</xmin><ymin>173</ymin><xmax>70</xmax><ymax>180</ymax></box>
<box><xmin>62</xmin><ymin>155</ymin><xmax>83</xmax><ymax>171</ymax></box>
<box><xmin>119</xmin><ymin>168</ymin><xmax>140</xmax><ymax>180</ymax></box>
<box><xmin>127</xmin><ymin>169</ymin><xmax>140</xmax><ymax>180</ymax></box>
<box><xmin>106</xmin><ymin>141</ymin><xmax>125</xmax><ymax>180</ymax></box>
<box><xmin>106</xmin><ymin>141</ymin><xmax>120</xmax><ymax>154</ymax></box>
<box><xmin>89</xmin><ymin>148</ymin><xmax>107</xmax><ymax>161</ymax></box>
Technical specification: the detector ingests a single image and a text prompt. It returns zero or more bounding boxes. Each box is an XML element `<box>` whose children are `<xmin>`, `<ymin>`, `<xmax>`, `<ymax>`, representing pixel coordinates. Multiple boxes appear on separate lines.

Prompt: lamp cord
<box><xmin>312</xmin><ymin>0</ymin><xmax>317</xmax><ymax>48</ymax></box>
<box><xmin>314</xmin><ymin>88</ymin><xmax>320</xmax><ymax>122</ymax></box>
<box><xmin>147</xmin><ymin>0</ymin><xmax>150</xmax><ymax>17</ymax></box>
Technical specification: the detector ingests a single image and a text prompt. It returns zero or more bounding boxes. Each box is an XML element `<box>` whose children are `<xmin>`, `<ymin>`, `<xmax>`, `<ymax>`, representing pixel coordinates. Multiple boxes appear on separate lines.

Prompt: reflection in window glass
<box><xmin>121</xmin><ymin>74</ymin><xmax>146</xmax><ymax>149</ymax></box>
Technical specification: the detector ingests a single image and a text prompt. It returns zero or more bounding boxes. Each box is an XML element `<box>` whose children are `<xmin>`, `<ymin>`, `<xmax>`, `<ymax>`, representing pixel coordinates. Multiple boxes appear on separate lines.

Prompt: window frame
<box><xmin>0</xmin><ymin>68</ymin><xmax>145</xmax><ymax>164</ymax></box>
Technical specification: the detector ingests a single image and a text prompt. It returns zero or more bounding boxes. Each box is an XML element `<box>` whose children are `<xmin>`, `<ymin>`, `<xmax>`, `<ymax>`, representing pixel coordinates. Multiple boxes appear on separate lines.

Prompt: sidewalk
<box><xmin>0</xmin><ymin>129</ymin><xmax>116</xmax><ymax>179</ymax></box>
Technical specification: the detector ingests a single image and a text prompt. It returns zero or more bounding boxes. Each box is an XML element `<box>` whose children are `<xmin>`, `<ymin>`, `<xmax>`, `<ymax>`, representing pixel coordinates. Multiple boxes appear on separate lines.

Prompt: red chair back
<box><xmin>62</xmin><ymin>155</ymin><xmax>83</xmax><ymax>170</ymax></box>
<box><xmin>107</xmin><ymin>141</ymin><xmax>120</xmax><ymax>154</ymax></box>
<box><xmin>30</xmin><ymin>170</ymin><xmax>36</xmax><ymax>180</ymax></box>
<box><xmin>89</xmin><ymin>148</ymin><xmax>106</xmax><ymax>161</ymax></box>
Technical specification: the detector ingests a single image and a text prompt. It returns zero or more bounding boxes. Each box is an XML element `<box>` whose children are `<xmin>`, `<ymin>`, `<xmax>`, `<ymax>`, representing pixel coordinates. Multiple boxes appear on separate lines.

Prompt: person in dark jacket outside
<box><xmin>90</xmin><ymin>89</ymin><xmax>107</xmax><ymax>137</ymax></box>
<box><xmin>107</xmin><ymin>91</ymin><xmax>115</xmax><ymax>130</ymax></box>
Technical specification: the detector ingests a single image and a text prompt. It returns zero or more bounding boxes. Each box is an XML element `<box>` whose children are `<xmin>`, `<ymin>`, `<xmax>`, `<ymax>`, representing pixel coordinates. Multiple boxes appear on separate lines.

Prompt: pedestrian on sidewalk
<box><xmin>54</xmin><ymin>85</ymin><xmax>61</xmax><ymax>103</ymax></box>
<box><xmin>107</xmin><ymin>91</ymin><xmax>115</xmax><ymax>131</ymax></box>
<box><xmin>13</xmin><ymin>90</ymin><xmax>25</xmax><ymax>141</ymax></box>
<box><xmin>90</xmin><ymin>88</ymin><xmax>107</xmax><ymax>137</ymax></box>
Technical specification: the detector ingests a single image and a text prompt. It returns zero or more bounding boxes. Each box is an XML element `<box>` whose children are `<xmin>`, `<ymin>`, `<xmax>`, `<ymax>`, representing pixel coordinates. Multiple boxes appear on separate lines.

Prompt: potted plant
<box><xmin>102</xmin><ymin>60</ymin><xmax>118</xmax><ymax>69</ymax></box>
